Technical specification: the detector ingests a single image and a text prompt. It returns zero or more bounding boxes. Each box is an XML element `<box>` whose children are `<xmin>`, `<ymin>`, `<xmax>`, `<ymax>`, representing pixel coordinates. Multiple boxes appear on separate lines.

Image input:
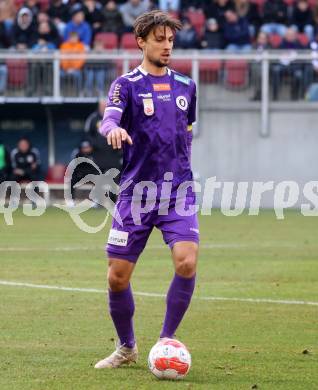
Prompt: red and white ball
<box><xmin>148</xmin><ymin>338</ymin><xmax>191</xmax><ymax>380</ymax></box>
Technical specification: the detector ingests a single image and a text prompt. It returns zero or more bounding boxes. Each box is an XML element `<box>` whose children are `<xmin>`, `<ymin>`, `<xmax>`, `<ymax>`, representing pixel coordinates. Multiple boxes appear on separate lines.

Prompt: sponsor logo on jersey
<box><xmin>111</xmin><ymin>83</ymin><xmax>121</xmax><ymax>105</ymax></box>
<box><xmin>108</xmin><ymin>229</ymin><xmax>129</xmax><ymax>246</ymax></box>
<box><xmin>174</xmin><ymin>74</ymin><xmax>190</xmax><ymax>85</ymax></box>
<box><xmin>176</xmin><ymin>95</ymin><xmax>188</xmax><ymax>111</ymax></box>
<box><xmin>157</xmin><ymin>94</ymin><xmax>171</xmax><ymax>102</ymax></box>
<box><xmin>138</xmin><ymin>92</ymin><xmax>153</xmax><ymax>98</ymax></box>
<box><xmin>153</xmin><ymin>83</ymin><xmax>171</xmax><ymax>91</ymax></box>
<box><xmin>143</xmin><ymin>98</ymin><xmax>154</xmax><ymax>116</ymax></box>
<box><xmin>127</xmin><ymin>74</ymin><xmax>143</xmax><ymax>82</ymax></box>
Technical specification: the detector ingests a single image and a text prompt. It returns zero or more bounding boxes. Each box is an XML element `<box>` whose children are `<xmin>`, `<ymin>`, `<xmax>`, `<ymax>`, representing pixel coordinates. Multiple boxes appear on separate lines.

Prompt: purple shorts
<box><xmin>106</xmin><ymin>197</ymin><xmax>199</xmax><ymax>263</ymax></box>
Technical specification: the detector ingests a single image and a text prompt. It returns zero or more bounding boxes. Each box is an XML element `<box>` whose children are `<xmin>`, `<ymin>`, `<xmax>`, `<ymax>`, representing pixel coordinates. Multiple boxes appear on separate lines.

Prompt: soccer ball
<box><xmin>148</xmin><ymin>338</ymin><xmax>191</xmax><ymax>380</ymax></box>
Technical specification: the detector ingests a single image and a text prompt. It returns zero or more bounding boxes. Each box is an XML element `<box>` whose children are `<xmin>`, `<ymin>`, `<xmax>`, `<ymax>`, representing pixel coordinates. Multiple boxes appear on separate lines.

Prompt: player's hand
<box><xmin>107</xmin><ymin>128</ymin><xmax>133</xmax><ymax>149</ymax></box>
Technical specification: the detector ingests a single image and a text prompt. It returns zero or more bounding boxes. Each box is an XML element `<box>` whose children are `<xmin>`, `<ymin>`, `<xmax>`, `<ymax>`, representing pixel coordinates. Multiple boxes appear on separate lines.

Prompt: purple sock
<box><xmin>160</xmin><ymin>273</ymin><xmax>196</xmax><ymax>339</ymax></box>
<box><xmin>108</xmin><ymin>284</ymin><xmax>135</xmax><ymax>348</ymax></box>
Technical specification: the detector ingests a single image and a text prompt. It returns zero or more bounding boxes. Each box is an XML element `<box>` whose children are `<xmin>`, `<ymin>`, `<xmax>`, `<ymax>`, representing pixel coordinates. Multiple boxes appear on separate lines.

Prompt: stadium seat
<box><xmin>170</xmin><ymin>59</ymin><xmax>192</xmax><ymax>76</ymax></box>
<box><xmin>6</xmin><ymin>59</ymin><xmax>28</xmax><ymax>88</ymax></box>
<box><xmin>14</xmin><ymin>0</ymin><xmax>24</xmax><ymax>10</ymax></box>
<box><xmin>224</xmin><ymin>60</ymin><xmax>249</xmax><ymax>89</ymax></box>
<box><xmin>94</xmin><ymin>33</ymin><xmax>118</xmax><ymax>50</ymax></box>
<box><xmin>45</xmin><ymin>164</ymin><xmax>67</xmax><ymax>184</ymax></box>
<box><xmin>186</xmin><ymin>10</ymin><xmax>206</xmax><ymax>38</ymax></box>
<box><xmin>298</xmin><ymin>33</ymin><xmax>309</xmax><ymax>48</ymax></box>
<box><xmin>199</xmin><ymin>60</ymin><xmax>222</xmax><ymax>83</ymax></box>
<box><xmin>39</xmin><ymin>0</ymin><xmax>49</xmax><ymax>11</ymax></box>
<box><xmin>283</xmin><ymin>0</ymin><xmax>295</xmax><ymax>5</ymax></box>
<box><xmin>269</xmin><ymin>33</ymin><xmax>283</xmax><ymax>49</ymax></box>
<box><xmin>121</xmin><ymin>33</ymin><xmax>138</xmax><ymax>50</ymax></box>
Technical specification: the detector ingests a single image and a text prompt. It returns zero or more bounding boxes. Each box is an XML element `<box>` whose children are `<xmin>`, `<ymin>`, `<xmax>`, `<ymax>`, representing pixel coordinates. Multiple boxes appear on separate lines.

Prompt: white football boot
<box><xmin>94</xmin><ymin>341</ymin><xmax>138</xmax><ymax>369</ymax></box>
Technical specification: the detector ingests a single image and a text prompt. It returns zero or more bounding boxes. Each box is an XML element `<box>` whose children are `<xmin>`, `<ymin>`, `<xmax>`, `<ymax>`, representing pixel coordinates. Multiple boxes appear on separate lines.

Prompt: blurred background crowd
<box><xmin>1</xmin><ymin>0</ymin><xmax>318</xmax><ymax>52</ymax></box>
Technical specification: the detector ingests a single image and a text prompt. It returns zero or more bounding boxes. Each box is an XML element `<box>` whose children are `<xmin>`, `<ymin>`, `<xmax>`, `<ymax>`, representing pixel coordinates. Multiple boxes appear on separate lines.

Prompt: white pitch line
<box><xmin>0</xmin><ymin>242</ymin><xmax>309</xmax><ymax>252</ymax></box>
<box><xmin>0</xmin><ymin>280</ymin><xmax>317</xmax><ymax>307</ymax></box>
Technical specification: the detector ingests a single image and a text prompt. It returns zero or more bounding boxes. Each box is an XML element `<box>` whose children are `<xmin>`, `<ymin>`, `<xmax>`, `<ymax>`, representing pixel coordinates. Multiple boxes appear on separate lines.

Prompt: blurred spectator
<box><xmin>70</xmin><ymin>139</ymin><xmax>98</xmax><ymax>201</ymax></box>
<box><xmin>84</xmin><ymin>99</ymin><xmax>122</xmax><ymax>175</ymax></box>
<box><xmin>60</xmin><ymin>31</ymin><xmax>86</xmax><ymax>94</ymax></box>
<box><xmin>204</xmin><ymin>0</ymin><xmax>234</xmax><ymax>32</ymax></box>
<box><xmin>0</xmin><ymin>20</ymin><xmax>9</xmax><ymax>48</ymax></box>
<box><xmin>0</xmin><ymin>140</ymin><xmax>11</xmax><ymax>182</ymax></box>
<box><xmin>101</xmin><ymin>0</ymin><xmax>124</xmax><ymax>35</ymax></box>
<box><xmin>313</xmin><ymin>5</ymin><xmax>318</xmax><ymax>37</ymax></box>
<box><xmin>11</xmin><ymin>137</ymin><xmax>41</xmax><ymax>182</ymax></box>
<box><xmin>12</xmin><ymin>7</ymin><xmax>37</xmax><ymax>48</ymax></box>
<box><xmin>158</xmin><ymin>0</ymin><xmax>180</xmax><ymax>12</ymax></box>
<box><xmin>261</xmin><ymin>0</ymin><xmax>288</xmax><ymax>37</ymax></box>
<box><xmin>64</xmin><ymin>4</ymin><xmax>92</xmax><ymax>48</ymax></box>
<box><xmin>304</xmin><ymin>39</ymin><xmax>318</xmax><ymax>100</ymax></box>
<box><xmin>201</xmin><ymin>18</ymin><xmax>223</xmax><ymax>50</ymax></box>
<box><xmin>224</xmin><ymin>9</ymin><xmax>251</xmax><ymax>52</ymax></box>
<box><xmin>181</xmin><ymin>0</ymin><xmax>204</xmax><ymax>10</ymax></box>
<box><xmin>255</xmin><ymin>31</ymin><xmax>270</xmax><ymax>52</ymax></box>
<box><xmin>0</xmin><ymin>0</ymin><xmax>16</xmax><ymax>40</ymax></box>
<box><xmin>24</xmin><ymin>0</ymin><xmax>40</xmax><ymax>17</ymax></box>
<box><xmin>0</xmin><ymin>23</ymin><xmax>8</xmax><ymax>94</ymax></box>
<box><xmin>175</xmin><ymin>17</ymin><xmax>198</xmax><ymax>49</ymax></box>
<box><xmin>30</xmin><ymin>21</ymin><xmax>57</xmax><ymax>96</ymax></box>
<box><xmin>84</xmin><ymin>39</ymin><xmax>107</xmax><ymax>96</ymax></box>
<box><xmin>251</xmin><ymin>31</ymin><xmax>270</xmax><ymax>100</ymax></box>
<box><xmin>291</xmin><ymin>0</ymin><xmax>314</xmax><ymax>42</ymax></box>
<box><xmin>47</xmin><ymin>0</ymin><xmax>70</xmax><ymax>37</ymax></box>
<box><xmin>234</xmin><ymin>0</ymin><xmax>261</xmax><ymax>38</ymax></box>
<box><xmin>36</xmin><ymin>12</ymin><xmax>61</xmax><ymax>47</ymax></box>
<box><xmin>33</xmin><ymin>22</ymin><xmax>57</xmax><ymax>49</ymax></box>
<box><xmin>83</xmin><ymin>0</ymin><xmax>104</xmax><ymax>37</ymax></box>
<box><xmin>271</xmin><ymin>28</ymin><xmax>308</xmax><ymax>100</ymax></box>
<box><xmin>119</xmin><ymin>0</ymin><xmax>149</xmax><ymax>32</ymax></box>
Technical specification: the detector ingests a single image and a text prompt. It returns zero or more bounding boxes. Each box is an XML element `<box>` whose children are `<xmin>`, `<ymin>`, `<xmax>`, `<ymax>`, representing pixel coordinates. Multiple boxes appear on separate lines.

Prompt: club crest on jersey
<box><xmin>176</xmin><ymin>96</ymin><xmax>188</xmax><ymax>111</ymax></box>
<box><xmin>143</xmin><ymin>98</ymin><xmax>154</xmax><ymax>116</ymax></box>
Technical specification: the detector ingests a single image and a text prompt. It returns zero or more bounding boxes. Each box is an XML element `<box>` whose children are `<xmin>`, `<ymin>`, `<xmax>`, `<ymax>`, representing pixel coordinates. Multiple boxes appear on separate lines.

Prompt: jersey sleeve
<box><xmin>106</xmin><ymin>76</ymin><xmax>130</xmax><ymax>115</ymax></box>
<box><xmin>99</xmin><ymin>76</ymin><xmax>130</xmax><ymax>137</ymax></box>
<box><xmin>187</xmin><ymin>81</ymin><xmax>197</xmax><ymax>126</ymax></box>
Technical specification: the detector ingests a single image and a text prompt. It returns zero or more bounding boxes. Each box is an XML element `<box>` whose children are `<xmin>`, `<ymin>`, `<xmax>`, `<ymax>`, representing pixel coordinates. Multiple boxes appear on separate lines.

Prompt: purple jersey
<box><xmin>100</xmin><ymin>66</ymin><xmax>196</xmax><ymax>199</ymax></box>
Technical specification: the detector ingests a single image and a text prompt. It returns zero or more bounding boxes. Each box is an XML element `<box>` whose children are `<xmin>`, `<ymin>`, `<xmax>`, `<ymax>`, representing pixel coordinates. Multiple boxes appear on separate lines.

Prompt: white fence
<box><xmin>1</xmin><ymin>50</ymin><xmax>318</xmax><ymax>137</ymax></box>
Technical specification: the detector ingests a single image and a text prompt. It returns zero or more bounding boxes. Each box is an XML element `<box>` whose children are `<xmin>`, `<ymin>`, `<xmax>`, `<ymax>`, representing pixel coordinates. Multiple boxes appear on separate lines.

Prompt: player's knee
<box><xmin>108</xmin><ymin>271</ymin><xmax>130</xmax><ymax>292</ymax></box>
<box><xmin>175</xmin><ymin>253</ymin><xmax>197</xmax><ymax>278</ymax></box>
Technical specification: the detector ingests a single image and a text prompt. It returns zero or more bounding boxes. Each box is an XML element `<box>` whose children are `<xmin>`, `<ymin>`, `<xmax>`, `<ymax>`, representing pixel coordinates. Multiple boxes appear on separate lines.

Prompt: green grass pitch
<box><xmin>0</xmin><ymin>208</ymin><xmax>317</xmax><ymax>389</ymax></box>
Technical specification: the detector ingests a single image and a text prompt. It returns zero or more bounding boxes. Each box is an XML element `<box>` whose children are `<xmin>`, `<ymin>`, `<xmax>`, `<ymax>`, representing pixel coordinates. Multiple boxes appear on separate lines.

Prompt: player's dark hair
<box><xmin>133</xmin><ymin>10</ymin><xmax>182</xmax><ymax>42</ymax></box>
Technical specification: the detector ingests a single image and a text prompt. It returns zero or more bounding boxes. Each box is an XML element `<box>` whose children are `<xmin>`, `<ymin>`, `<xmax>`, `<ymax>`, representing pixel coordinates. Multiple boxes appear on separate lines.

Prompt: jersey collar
<box><xmin>138</xmin><ymin>65</ymin><xmax>171</xmax><ymax>77</ymax></box>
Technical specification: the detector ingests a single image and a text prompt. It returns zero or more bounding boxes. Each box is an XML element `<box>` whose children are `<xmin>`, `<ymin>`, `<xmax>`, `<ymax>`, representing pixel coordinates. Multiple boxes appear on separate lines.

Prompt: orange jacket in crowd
<box><xmin>60</xmin><ymin>41</ymin><xmax>86</xmax><ymax>71</ymax></box>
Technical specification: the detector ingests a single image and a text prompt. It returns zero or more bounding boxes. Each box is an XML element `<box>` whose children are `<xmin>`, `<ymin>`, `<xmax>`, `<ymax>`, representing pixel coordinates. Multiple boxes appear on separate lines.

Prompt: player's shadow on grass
<box><xmin>119</xmin><ymin>365</ymin><xmax>214</xmax><ymax>386</ymax></box>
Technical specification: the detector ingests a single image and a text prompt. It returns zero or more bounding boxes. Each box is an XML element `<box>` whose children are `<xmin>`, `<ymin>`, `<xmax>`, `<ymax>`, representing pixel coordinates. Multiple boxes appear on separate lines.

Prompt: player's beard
<box><xmin>149</xmin><ymin>56</ymin><xmax>169</xmax><ymax>68</ymax></box>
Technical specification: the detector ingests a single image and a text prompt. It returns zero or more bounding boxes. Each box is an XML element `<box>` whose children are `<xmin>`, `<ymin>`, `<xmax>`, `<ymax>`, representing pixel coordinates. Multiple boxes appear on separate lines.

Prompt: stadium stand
<box><xmin>94</xmin><ymin>32</ymin><xmax>118</xmax><ymax>49</ymax></box>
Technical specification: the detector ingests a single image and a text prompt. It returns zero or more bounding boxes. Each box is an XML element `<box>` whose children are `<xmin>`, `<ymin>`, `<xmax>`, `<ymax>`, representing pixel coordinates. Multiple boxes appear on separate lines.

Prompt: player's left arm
<box><xmin>187</xmin><ymin>81</ymin><xmax>197</xmax><ymax>160</ymax></box>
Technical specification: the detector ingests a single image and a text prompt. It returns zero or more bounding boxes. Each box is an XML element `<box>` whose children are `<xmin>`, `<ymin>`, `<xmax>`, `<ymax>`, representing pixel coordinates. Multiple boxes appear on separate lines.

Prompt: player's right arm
<box><xmin>99</xmin><ymin>77</ymin><xmax>133</xmax><ymax>150</ymax></box>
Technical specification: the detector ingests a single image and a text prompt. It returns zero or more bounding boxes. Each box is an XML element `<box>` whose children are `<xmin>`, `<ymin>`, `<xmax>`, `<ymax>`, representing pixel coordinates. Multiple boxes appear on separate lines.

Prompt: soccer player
<box><xmin>95</xmin><ymin>10</ymin><xmax>199</xmax><ymax>369</ymax></box>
